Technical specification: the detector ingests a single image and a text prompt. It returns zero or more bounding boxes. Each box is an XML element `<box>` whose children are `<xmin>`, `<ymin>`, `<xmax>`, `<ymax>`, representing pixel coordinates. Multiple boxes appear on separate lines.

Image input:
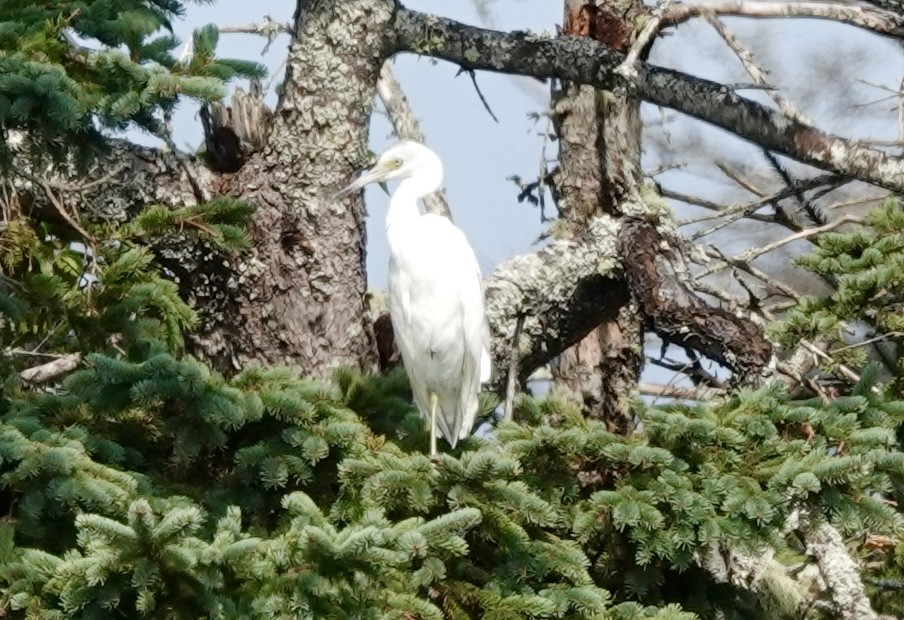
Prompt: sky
<box><xmin>162</xmin><ymin>0</ymin><xmax>902</xmax><ymax>288</ymax></box>
<box><xmin>157</xmin><ymin>0</ymin><xmax>903</xmax><ymax>393</ymax></box>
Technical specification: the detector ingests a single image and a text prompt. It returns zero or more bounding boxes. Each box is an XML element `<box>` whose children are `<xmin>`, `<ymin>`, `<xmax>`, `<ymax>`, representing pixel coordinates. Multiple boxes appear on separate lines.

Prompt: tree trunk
<box><xmin>550</xmin><ymin>0</ymin><xmax>648</xmax><ymax>431</ymax></box>
<box><xmin>183</xmin><ymin>0</ymin><xmax>396</xmax><ymax>377</ymax></box>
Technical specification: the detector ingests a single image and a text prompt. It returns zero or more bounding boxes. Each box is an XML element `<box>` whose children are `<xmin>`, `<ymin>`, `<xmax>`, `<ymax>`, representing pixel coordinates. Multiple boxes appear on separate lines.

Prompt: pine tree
<box><xmin>3</xmin><ymin>1</ymin><xmax>904</xmax><ymax>618</ymax></box>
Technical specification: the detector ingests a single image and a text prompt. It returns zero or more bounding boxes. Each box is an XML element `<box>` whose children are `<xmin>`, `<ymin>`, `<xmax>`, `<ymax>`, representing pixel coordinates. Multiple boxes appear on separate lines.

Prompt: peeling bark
<box><xmin>618</xmin><ymin>219</ymin><xmax>772</xmax><ymax>380</ymax></box>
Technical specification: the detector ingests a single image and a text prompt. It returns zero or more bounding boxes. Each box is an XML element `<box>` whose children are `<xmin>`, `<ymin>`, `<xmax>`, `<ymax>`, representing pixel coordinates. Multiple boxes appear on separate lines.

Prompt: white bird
<box><xmin>339</xmin><ymin>141</ymin><xmax>492</xmax><ymax>455</ymax></box>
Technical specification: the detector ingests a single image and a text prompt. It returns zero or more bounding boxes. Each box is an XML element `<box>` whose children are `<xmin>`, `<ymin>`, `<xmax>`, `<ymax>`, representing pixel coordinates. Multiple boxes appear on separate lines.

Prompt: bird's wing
<box><xmin>419</xmin><ymin>215</ymin><xmax>491</xmax><ymax>442</ymax></box>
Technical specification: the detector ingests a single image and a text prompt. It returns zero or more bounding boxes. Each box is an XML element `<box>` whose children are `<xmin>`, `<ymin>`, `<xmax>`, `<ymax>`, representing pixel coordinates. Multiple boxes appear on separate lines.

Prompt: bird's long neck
<box><xmin>386</xmin><ymin>166</ymin><xmax>443</xmax><ymax>239</ymax></box>
<box><xmin>385</xmin><ymin>178</ymin><xmax>425</xmax><ymax>234</ymax></box>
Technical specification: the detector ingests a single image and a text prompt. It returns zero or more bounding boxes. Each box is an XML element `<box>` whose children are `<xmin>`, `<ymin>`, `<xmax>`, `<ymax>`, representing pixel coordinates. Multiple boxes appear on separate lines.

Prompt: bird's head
<box><xmin>337</xmin><ymin>141</ymin><xmax>443</xmax><ymax>196</ymax></box>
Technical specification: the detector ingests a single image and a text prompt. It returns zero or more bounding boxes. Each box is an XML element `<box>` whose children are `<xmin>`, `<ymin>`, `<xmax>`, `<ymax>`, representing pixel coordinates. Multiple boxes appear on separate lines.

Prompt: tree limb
<box><xmin>619</xmin><ymin>219</ymin><xmax>772</xmax><ymax>382</ymax></box>
<box><xmin>799</xmin><ymin>513</ymin><xmax>881</xmax><ymax>620</ymax></box>
<box><xmin>392</xmin><ymin>9</ymin><xmax>904</xmax><ymax>192</ymax></box>
<box><xmin>663</xmin><ymin>1</ymin><xmax>904</xmax><ymax>40</ymax></box>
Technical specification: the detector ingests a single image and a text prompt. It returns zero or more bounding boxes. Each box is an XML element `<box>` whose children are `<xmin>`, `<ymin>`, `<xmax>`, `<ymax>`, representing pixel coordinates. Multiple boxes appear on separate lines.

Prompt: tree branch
<box><xmin>663</xmin><ymin>1</ymin><xmax>904</xmax><ymax>40</ymax></box>
<box><xmin>484</xmin><ymin>214</ymin><xmax>625</xmax><ymax>383</ymax></box>
<box><xmin>620</xmin><ymin>219</ymin><xmax>771</xmax><ymax>382</ymax></box>
<box><xmin>392</xmin><ymin>9</ymin><xmax>904</xmax><ymax>192</ymax></box>
<box><xmin>799</xmin><ymin>513</ymin><xmax>881</xmax><ymax>620</ymax></box>
<box><xmin>19</xmin><ymin>353</ymin><xmax>82</xmax><ymax>384</ymax></box>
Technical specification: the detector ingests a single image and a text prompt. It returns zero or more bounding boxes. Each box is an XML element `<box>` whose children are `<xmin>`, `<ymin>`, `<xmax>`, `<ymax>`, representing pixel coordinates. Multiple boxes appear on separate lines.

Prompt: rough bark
<box><xmin>550</xmin><ymin>0</ymin><xmax>647</xmax><ymax>431</ymax></box>
<box><xmin>483</xmin><ymin>214</ymin><xmax>623</xmax><ymax>385</ymax></box>
<box><xmin>619</xmin><ymin>219</ymin><xmax>773</xmax><ymax>380</ymax></box>
<box><xmin>187</xmin><ymin>0</ymin><xmax>396</xmax><ymax>376</ymax></box>
<box><xmin>801</xmin><ymin>516</ymin><xmax>881</xmax><ymax>620</ymax></box>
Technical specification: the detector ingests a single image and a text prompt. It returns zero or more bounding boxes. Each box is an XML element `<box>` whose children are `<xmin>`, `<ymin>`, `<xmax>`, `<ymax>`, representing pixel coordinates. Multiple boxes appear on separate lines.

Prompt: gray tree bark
<box><xmin>24</xmin><ymin>0</ymin><xmax>904</xmax><ymax>387</ymax></box>
<box><xmin>550</xmin><ymin>0</ymin><xmax>647</xmax><ymax>432</ymax></box>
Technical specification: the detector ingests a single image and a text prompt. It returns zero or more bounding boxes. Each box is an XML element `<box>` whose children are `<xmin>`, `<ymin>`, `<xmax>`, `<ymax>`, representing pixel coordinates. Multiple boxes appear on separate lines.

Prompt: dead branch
<box><xmin>19</xmin><ymin>353</ymin><xmax>82</xmax><ymax>384</ymax></box>
<box><xmin>695</xmin><ymin>214</ymin><xmax>862</xmax><ymax>280</ymax></box>
<box><xmin>663</xmin><ymin>1</ymin><xmax>904</xmax><ymax>41</ymax></box>
<box><xmin>393</xmin><ymin>9</ymin><xmax>904</xmax><ymax>192</ymax></box>
<box><xmin>704</xmin><ymin>15</ymin><xmax>811</xmax><ymax>125</ymax></box>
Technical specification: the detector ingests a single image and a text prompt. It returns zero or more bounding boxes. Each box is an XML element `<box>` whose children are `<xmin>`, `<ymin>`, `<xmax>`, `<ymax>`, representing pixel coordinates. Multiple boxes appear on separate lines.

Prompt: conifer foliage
<box><xmin>2</xmin><ymin>1</ymin><xmax>904</xmax><ymax>618</ymax></box>
<box><xmin>0</xmin><ymin>0</ymin><xmax>263</xmax><ymax>164</ymax></box>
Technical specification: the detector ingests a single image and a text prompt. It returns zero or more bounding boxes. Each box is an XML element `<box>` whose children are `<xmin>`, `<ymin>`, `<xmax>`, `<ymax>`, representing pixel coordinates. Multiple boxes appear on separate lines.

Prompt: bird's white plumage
<box><xmin>339</xmin><ymin>141</ymin><xmax>491</xmax><ymax>452</ymax></box>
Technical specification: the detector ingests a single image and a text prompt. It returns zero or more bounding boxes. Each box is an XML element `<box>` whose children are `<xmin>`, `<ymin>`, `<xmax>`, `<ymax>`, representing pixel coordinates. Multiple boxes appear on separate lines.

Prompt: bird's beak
<box><xmin>336</xmin><ymin>164</ymin><xmax>390</xmax><ymax>197</ymax></box>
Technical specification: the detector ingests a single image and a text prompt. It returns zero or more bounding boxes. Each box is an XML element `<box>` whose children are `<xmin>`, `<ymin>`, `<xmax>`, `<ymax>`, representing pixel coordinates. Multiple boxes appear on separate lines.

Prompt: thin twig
<box><xmin>503</xmin><ymin>313</ymin><xmax>525</xmax><ymax>423</ymax></box>
<box><xmin>684</xmin><ymin>174</ymin><xmax>841</xmax><ymax>238</ymax></box>
<box><xmin>617</xmin><ymin>0</ymin><xmax>674</xmax><ymax>80</ymax></box>
<box><xmin>695</xmin><ymin>214</ymin><xmax>862</xmax><ymax>280</ymax></box>
<box><xmin>458</xmin><ymin>68</ymin><xmax>499</xmax><ymax>123</ymax></box>
<box><xmin>705</xmin><ymin>14</ymin><xmax>812</xmax><ymax>125</ymax></box>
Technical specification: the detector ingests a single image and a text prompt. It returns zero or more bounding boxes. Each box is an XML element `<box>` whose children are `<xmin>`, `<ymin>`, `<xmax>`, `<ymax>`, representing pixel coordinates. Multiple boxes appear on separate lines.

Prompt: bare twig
<box><xmin>696</xmin><ymin>214</ymin><xmax>862</xmax><ymax>280</ymax></box>
<box><xmin>19</xmin><ymin>352</ymin><xmax>82</xmax><ymax>384</ymax></box>
<box><xmin>618</xmin><ymin>0</ymin><xmax>674</xmax><ymax>80</ymax></box>
<box><xmin>218</xmin><ymin>16</ymin><xmax>291</xmax><ymax>53</ymax></box>
<box><xmin>705</xmin><ymin>15</ymin><xmax>812</xmax><ymax>125</ymax></box>
<box><xmin>639</xmin><ymin>382</ymin><xmax>719</xmax><ymax>401</ymax></box>
<box><xmin>666</xmin><ymin>189</ymin><xmax>774</xmax><ymax>223</ymax></box>
<box><xmin>684</xmin><ymin>174</ymin><xmax>841</xmax><ymax>237</ymax></box>
<box><xmin>662</xmin><ymin>1</ymin><xmax>904</xmax><ymax>40</ymax></box>
<box><xmin>458</xmin><ymin>68</ymin><xmax>500</xmax><ymax>123</ymax></box>
<box><xmin>503</xmin><ymin>313</ymin><xmax>525</xmax><ymax>422</ymax></box>
<box><xmin>702</xmin><ymin>246</ymin><xmax>802</xmax><ymax>300</ymax></box>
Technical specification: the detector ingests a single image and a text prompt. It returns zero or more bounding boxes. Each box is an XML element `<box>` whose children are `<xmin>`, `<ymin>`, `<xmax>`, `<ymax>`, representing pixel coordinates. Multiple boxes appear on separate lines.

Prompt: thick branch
<box><xmin>619</xmin><ymin>219</ymin><xmax>772</xmax><ymax>381</ymax></box>
<box><xmin>484</xmin><ymin>214</ymin><xmax>625</xmax><ymax>383</ymax></box>
<box><xmin>392</xmin><ymin>9</ymin><xmax>904</xmax><ymax>193</ymax></box>
<box><xmin>801</xmin><ymin>515</ymin><xmax>880</xmax><ymax>620</ymax></box>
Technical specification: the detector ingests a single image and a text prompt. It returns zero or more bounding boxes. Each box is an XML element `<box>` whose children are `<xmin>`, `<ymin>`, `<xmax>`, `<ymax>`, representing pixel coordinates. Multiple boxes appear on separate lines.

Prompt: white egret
<box><xmin>339</xmin><ymin>141</ymin><xmax>491</xmax><ymax>455</ymax></box>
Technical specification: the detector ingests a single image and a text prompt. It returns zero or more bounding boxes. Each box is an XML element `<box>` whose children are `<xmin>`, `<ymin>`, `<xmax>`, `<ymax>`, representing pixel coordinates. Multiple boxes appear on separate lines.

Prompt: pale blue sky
<box><xmin>160</xmin><ymin>1</ymin><xmax>902</xmax><ymax>393</ymax></box>
<box><xmin>164</xmin><ymin>1</ymin><xmax>901</xmax><ymax>290</ymax></box>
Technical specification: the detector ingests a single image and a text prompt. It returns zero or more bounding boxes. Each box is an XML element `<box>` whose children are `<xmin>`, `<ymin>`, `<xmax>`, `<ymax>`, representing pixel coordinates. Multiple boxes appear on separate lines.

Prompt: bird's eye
<box><xmin>388</xmin><ymin>158</ymin><xmax>403</xmax><ymax>169</ymax></box>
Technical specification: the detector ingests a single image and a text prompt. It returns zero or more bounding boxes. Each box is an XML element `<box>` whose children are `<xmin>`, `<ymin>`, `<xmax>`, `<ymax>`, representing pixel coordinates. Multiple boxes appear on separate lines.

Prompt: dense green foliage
<box><xmin>2</xmin><ymin>0</ymin><xmax>904</xmax><ymax>617</ymax></box>
<box><xmin>3</xmin><ymin>195</ymin><xmax>904</xmax><ymax>617</ymax></box>
<box><xmin>0</xmin><ymin>0</ymin><xmax>263</xmax><ymax>164</ymax></box>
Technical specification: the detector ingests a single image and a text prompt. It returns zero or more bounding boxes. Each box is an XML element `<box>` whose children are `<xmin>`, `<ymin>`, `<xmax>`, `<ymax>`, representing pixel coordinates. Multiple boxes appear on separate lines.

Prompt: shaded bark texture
<box><xmin>187</xmin><ymin>0</ymin><xmax>396</xmax><ymax>376</ymax></box>
<box><xmin>550</xmin><ymin>0</ymin><xmax>647</xmax><ymax>432</ymax></box>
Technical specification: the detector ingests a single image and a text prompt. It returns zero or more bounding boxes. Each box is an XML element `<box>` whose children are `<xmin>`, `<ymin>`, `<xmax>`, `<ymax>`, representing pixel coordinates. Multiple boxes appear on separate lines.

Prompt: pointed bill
<box><xmin>335</xmin><ymin>164</ymin><xmax>390</xmax><ymax>197</ymax></box>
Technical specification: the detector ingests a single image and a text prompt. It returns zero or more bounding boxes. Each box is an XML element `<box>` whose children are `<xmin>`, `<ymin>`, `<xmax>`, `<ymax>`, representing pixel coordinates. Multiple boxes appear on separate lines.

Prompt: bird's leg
<box><xmin>429</xmin><ymin>392</ymin><xmax>438</xmax><ymax>457</ymax></box>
